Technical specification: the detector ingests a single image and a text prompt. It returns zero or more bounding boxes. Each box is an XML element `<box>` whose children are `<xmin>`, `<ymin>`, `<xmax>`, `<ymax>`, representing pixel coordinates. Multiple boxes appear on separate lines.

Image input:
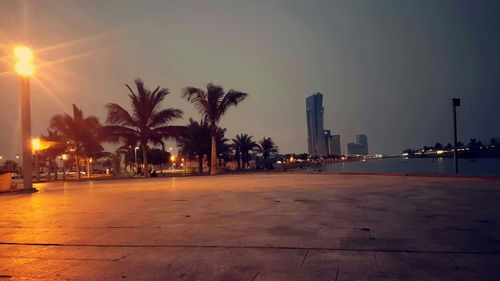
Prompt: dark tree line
<box><xmin>5</xmin><ymin>78</ymin><xmax>280</xmax><ymax>180</ymax></box>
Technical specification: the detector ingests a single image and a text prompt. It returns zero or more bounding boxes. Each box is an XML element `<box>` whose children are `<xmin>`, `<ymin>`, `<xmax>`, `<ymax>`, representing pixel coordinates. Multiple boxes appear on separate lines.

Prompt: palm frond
<box><xmin>219</xmin><ymin>90</ymin><xmax>248</xmax><ymax>115</ymax></box>
<box><xmin>148</xmin><ymin>108</ymin><xmax>183</xmax><ymax>128</ymax></box>
<box><xmin>105</xmin><ymin>103</ymin><xmax>137</xmax><ymax>127</ymax></box>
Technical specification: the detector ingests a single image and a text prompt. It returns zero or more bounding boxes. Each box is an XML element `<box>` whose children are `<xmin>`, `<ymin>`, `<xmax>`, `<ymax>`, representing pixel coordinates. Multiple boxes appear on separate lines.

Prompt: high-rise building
<box><xmin>356</xmin><ymin>134</ymin><xmax>368</xmax><ymax>155</ymax></box>
<box><xmin>324</xmin><ymin>130</ymin><xmax>333</xmax><ymax>155</ymax></box>
<box><xmin>306</xmin><ymin>93</ymin><xmax>327</xmax><ymax>155</ymax></box>
<box><xmin>323</xmin><ymin>130</ymin><xmax>341</xmax><ymax>156</ymax></box>
<box><xmin>347</xmin><ymin>142</ymin><xmax>363</xmax><ymax>155</ymax></box>
<box><xmin>331</xmin><ymin>135</ymin><xmax>341</xmax><ymax>155</ymax></box>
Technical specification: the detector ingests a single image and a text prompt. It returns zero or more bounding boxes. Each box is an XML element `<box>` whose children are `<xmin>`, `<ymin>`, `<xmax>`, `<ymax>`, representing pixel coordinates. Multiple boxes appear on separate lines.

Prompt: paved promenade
<box><xmin>0</xmin><ymin>174</ymin><xmax>499</xmax><ymax>280</ymax></box>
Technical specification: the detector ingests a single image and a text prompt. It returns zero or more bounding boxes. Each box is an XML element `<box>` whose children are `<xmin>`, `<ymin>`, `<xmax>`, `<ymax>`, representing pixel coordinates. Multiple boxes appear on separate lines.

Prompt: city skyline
<box><xmin>1</xmin><ymin>1</ymin><xmax>500</xmax><ymax>159</ymax></box>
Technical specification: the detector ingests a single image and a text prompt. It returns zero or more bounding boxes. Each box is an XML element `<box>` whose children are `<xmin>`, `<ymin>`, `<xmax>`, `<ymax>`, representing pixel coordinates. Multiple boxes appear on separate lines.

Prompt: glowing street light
<box><xmin>14</xmin><ymin>46</ymin><xmax>34</xmax><ymax>76</ymax></box>
<box><xmin>15</xmin><ymin>46</ymin><xmax>35</xmax><ymax>190</ymax></box>
<box><xmin>61</xmin><ymin>154</ymin><xmax>68</xmax><ymax>180</ymax></box>
<box><xmin>88</xmin><ymin>158</ymin><xmax>93</xmax><ymax>178</ymax></box>
<box><xmin>134</xmin><ymin>146</ymin><xmax>139</xmax><ymax>172</ymax></box>
<box><xmin>31</xmin><ymin>138</ymin><xmax>41</xmax><ymax>151</ymax></box>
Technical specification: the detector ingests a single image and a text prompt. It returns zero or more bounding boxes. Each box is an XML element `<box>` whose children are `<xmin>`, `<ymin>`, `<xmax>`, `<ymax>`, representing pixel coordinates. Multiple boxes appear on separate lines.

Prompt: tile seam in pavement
<box><xmin>300</xmin><ymin>249</ymin><xmax>309</xmax><ymax>266</ymax></box>
<box><xmin>1</xmin><ymin>241</ymin><xmax>499</xmax><ymax>256</ymax></box>
<box><xmin>0</xmin><ymin>255</ymin><xmax>121</xmax><ymax>262</ymax></box>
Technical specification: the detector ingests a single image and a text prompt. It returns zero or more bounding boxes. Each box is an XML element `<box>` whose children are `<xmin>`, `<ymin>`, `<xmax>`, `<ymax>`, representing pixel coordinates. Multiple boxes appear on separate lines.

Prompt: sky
<box><xmin>1</xmin><ymin>0</ymin><xmax>499</xmax><ymax>159</ymax></box>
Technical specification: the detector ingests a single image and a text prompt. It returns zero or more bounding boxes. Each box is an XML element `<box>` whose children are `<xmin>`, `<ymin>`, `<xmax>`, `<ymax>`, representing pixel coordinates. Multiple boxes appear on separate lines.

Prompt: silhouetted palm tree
<box><xmin>178</xmin><ymin>118</ymin><xmax>211</xmax><ymax>173</ymax></box>
<box><xmin>214</xmin><ymin>127</ymin><xmax>230</xmax><ymax>169</ymax></box>
<box><xmin>40</xmin><ymin>129</ymin><xmax>66</xmax><ymax>180</ymax></box>
<box><xmin>104</xmin><ymin>79</ymin><xmax>183</xmax><ymax>171</ymax></box>
<box><xmin>257</xmin><ymin>137</ymin><xmax>278</xmax><ymax>169</ymax></box>
<box><xmin>181</xmin><ymin>83</ymin><xmax>248</xmax><ymax>175</ymax></box>
<box><xmin>232</xmin><ymin>134</ymin><xmax>257</xmax><ymax>169</ymax></box>
<box><xmin>49</xmin><ymin>105</ymin><xmax>104</xmax><ymax>180</ymax></box>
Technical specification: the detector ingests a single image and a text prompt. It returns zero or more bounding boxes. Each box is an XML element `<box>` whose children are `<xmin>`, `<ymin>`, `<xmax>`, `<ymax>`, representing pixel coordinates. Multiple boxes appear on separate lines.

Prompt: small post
<box><xmin>452</xmin><ymin>98</ymin><xmax>461</xmax><ymax>173</ymax></box>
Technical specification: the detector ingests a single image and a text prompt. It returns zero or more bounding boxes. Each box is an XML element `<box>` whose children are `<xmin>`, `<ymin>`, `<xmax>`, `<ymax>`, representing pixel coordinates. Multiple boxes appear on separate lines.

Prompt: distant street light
<box><xmin>14</xmin><ymin>46</ymin><xmax>35</xmax><ymax>190</ymax></box>
<box><xmin>452</xmin><ymin>98</ymin><xmax>461</xmax><ymax>173</ymax></box>
<box><xmin>61</xmin><ymin>154</ymin><xmax>68</xmax><ymax>180</ymax></box>
<box><xmin>88</xmin><ymin>158</ymin><xmax>93</xmax><ymax>178</ymax></box>
<box><xmin>134</xmin><ymin>146</ymin><xmax>139</xmax><ymax>171</ymax></box>
<box><xmin>170</xmin><ymin>155</ymin><xmax>176</xmax><ymax>170</ymax></box>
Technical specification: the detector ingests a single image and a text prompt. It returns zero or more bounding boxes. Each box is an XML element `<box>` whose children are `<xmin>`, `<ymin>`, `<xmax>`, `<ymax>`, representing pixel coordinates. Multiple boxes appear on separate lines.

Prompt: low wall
<box><xmin>0</xmin><ymin>173</ymin><xmax>12</xmax><ymax>192</ymax></box>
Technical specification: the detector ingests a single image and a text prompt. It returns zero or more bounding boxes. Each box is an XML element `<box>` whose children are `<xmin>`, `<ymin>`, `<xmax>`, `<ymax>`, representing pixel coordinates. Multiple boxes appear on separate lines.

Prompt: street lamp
<box><xmin>170</xmin><ymin>155</ymin><xmax>176</xmax><ymax>170</ymax></box>
<box><xmin>32</xmin><ymin>138</ymin><xmax>41</xmax><ymax>182</ymax></box>
<box><xmin>14</xmin><ymin>46</ymin><xmax>34</xmax><ymax>190</ymax></box>
<box><xmin>452</xmin><ymin>98</ymin><xmax>461</xmax><ymax>173</ymax></box>
<box><xmin>134</xmin><ymin>146</ymin><xmax>139</xmax><ymax>172</ymax></box>
<box><xmin>88</xmin><ymin>158</ymin><xmax>93</xmax><ymax>178</ymax></box>
<box><xmin>14</xmin><ymin>46</ymin><xmax>35</xmax><ymax>190</ymax></box>
<box><xmin>61</xmin><ymin>154</ymin><xmax>68</xmax><ymax>180</ymax></box>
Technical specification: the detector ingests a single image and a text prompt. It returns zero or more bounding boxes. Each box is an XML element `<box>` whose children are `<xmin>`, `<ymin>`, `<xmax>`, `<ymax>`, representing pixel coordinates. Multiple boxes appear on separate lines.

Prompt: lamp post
<box><xmin>61</xmin><ymin>154</ymin><xmax>68</xmax><ymax>180</ymax></box>
<box><xmin>452</xmin><ymin>98</ymin><xmax>461</xmax><ymax>173</ymax></box>
<box><xmin>134</xmin><ymin>146</ymin><xmax>139</xmax><ymax>172</ymax></box>
<box><xmin>14</xmin><ymin>46</ymin><xmax>35</xmax><ymax>190</ymax></box>
<box><xmin>88</xmin><ymin>158</ymin><xmax>92</xmax><ymax>178</ymax></box>
<box><xmin>170</xmin><ymin>155</ymin><xmax>176</xmax><ymax>170</ymax></box>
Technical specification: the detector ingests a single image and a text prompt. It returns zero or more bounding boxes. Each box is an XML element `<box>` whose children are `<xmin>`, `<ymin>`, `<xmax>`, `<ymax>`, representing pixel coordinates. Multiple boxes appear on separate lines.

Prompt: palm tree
<box><xmin>49</xmin><ymin>105</ymin><xmax>104</xmax><ymax>180</ymax></box>
<box><xmin>257</xmin><ymin>137</ymin><xmax>278</xmax><ymax>169</ymax></box>
<box><xmin>232</xmin><ymin>134</ymin><xmax>257</xmax><ymax>169</ymax></box>
<box><xmin>40</xmin><ymin>129</ymin><xmax>66</xmax><ymax>180</ymax></box>
<box><xmin>214</xmin><ymin>127</ymin><xmax>230</xmax><ymax>169</ymax></box>
<box><xmin>181</xmin><ymin>83</ymin><xmax>248</xmax><ymax>175</ymax></box>
<box><xmin>178</xmin><ymin>118</ymin><xmax>211</xmax><ymax>173</ymax></box>
<box><xmin>104</xmin><ymin>79</ymin><xmax>183</xmax><ymax>172</ymax></box>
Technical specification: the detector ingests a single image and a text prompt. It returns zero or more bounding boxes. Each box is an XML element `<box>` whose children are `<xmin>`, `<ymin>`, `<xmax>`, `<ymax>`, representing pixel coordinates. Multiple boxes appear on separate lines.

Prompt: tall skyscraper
<box><xmin>356</xmin><ymin>134</ymin><xmax>368</xmax><ymax>155</ymax></box>
<box><xmin>306</xmin><ymin>93</ymin><xmax>327</xmax><ymax>155</ymax></box>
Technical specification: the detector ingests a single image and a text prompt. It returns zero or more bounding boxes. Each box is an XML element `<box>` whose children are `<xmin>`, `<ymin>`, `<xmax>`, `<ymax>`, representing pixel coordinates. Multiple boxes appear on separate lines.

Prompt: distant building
<box><xmin>324</xmin><ymin>130</ymin><xmax>333</xmax><ymax>155</ymax></box>
<box><xmin>347</xmin><ymin>142</ymin><xmax>364</xmax><ymax>155</ymax></box>
<box><xmin>331</xmin><ymin>135</ymin><xmax>341</xmax><ymax>155</ymax></box>
<box><xmin>356</xmin><ymin>134</ymin><xmax>368</xmax><ymax>155</ymax></box>
<box><xmin>306</xmin><ymin>93</ymin><xmax>327</xmax><ymax>155</ymax></box>
<box><xmin>347</xmin><ymin>135</ymin><xmax>368</xmax><ymax>155</ymax></box>
<box><xmin>323</xmin><ymin>130</ymin><xmax>341</xmax><ymax>155</ymax></box>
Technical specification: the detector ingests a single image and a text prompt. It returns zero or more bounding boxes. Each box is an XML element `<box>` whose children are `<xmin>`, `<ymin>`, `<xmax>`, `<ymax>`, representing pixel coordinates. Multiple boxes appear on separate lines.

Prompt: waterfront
<box><xmin>295</xmin><ymin>157</ymin><xmax>500</xmax><ymax>176</ymax></box>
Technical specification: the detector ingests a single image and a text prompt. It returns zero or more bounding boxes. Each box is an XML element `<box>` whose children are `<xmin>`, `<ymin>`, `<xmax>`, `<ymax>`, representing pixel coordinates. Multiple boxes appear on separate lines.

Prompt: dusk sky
<box><xmin>1</xmin><ymin>0</ymin><xmax>499</xmax><ymax>159</ymax></box>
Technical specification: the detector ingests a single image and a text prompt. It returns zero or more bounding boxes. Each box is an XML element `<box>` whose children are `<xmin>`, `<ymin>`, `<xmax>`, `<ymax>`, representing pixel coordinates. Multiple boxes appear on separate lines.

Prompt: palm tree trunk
<box><xmin>142</xmin><ymin>142</ymin><xmax>148</xmax><ymax>176</ymax></box>
<box><xmin>47</xmin><ymin>159</ymin><xmax>52</xmax><ymax>181</ymax></box>
<box><xmin>75</xmin><ymin>153</ymin><xmax>81</xmax><ymax>180</ymax></box>
<box><xmin>53</xmin><ymin>159</ymin><xmax>58</xmax><ymax>180</ymax></box>
<box><xmin>210</xmin><ymin>135</ymin><xmax>217</xmax><ymax>175</ymax></box>
<box><xmin>87</xmin><ymin>158</ymin><xmax>91</xmax><ymax>178</ymax></box>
